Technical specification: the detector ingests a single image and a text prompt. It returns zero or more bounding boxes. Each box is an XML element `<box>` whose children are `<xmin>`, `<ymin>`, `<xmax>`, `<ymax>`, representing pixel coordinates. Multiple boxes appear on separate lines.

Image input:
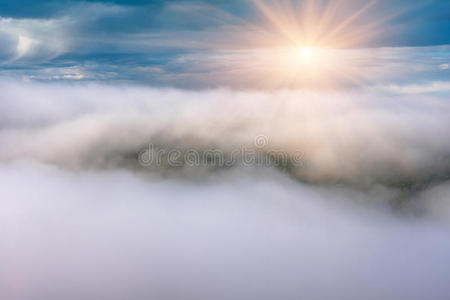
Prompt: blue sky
<box><xmin>0</xmin><ymin>0</ymin><xmax>449</xmax><ymax>88</ymax></box>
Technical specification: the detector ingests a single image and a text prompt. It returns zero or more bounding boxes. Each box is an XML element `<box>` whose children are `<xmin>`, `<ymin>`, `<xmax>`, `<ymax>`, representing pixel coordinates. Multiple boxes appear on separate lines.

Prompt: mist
<box><xmin>1</xmin><ymin>79</ymin><xmax>449</xmax><ymax>186</ymax></box>
<box><xmin>1</xmin><ymin>80</ymin><xmax>450</xmax><ymax>299</ymax></box>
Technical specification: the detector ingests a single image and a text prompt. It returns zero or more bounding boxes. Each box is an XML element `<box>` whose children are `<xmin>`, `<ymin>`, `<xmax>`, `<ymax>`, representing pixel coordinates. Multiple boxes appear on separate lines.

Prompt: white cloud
<box><xmin>0</xmin><ymin>80</ymin><xmax>449</xmax><ymax>186</ymax></box>
<box><xmin>0</xmin><ymin>3</ymin><xmax>129</xmax><ymax>63</ymax></box>
<box><xmin>380</xmin><ymin>81</ymin><xmax>450</xmax><ymax>94</ymax></box>
<box><xmin>0</xmin><ymin>80</ymin><xmax>450</xmax><ymax>299</ymax></box>
<box><xmin>16</xmin><ymin>35</ymin><xmax>37</xmax><ymax>58</ymax></box>
<box><xmin>1</xmin><ymin>162</ymin><xmax>450</xmax><ymax>300</ymax></box>
<box><xmin>0</xmin><ymin>17</ymin><xmax>69</xmax><ymax>61</ymax></box>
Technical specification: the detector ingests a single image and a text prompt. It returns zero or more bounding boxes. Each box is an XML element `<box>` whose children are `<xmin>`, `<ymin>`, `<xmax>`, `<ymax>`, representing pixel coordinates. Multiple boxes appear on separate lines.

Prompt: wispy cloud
<box><xmin>0</xmin><ymin>1</ymin><xmax>449</xmax><ymax>86</ymax></box>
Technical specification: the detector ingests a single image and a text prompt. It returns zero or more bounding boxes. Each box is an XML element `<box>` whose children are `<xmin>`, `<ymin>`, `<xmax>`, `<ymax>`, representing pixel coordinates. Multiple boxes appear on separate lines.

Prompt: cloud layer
<box><xmin>1</xmin><ymin>80</ymin><xmax>449</xmax><ymax>188</ymax></box>
<box><xmin>1</xmin><ymin>162</ymin><xmax>450</xmax><ymax>300</ymax></box>
<box><xmin>1</xmin><ymin>2</ymin><xmax>450</xmax><ymax>299</ymax></box>
<box><xmin>1</xmin><ymin>79</ymin><xmax>450</xmax><ymax>299</ymax></box>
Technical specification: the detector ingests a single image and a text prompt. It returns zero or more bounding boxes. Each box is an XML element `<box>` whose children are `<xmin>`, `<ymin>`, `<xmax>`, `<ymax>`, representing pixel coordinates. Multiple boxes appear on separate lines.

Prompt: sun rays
<box><xmin>249</xmin><ymin>0</ymin><xmax>378</xmax><ymax>49</ymax></box>
<box><xmin>207</xmin><ymin>0</ymin><xmax>393</xmax><ymax>89</ymax></box>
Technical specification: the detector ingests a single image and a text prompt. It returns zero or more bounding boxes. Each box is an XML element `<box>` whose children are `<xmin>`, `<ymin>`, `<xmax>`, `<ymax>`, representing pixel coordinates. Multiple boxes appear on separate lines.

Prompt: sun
<box><xmin>300</xmin><ymin>47</ymin><xmax>313</xmax><ymax>59</ymax></box>
<box><xmin>293</xmin><ymin>46</ymin><xmax>320</xmax><ymax>65</ymax></box>
<box><xmin>227</xmin><ymin>0</ymin><xmax>387</xmax><ymax>89</ymax></box>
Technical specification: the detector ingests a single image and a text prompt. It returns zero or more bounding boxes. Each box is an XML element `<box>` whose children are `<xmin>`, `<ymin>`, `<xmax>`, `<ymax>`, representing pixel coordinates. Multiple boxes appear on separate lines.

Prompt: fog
<box><xmin>1</xmin><ymin>80</ymin><xmax>450</xmax><ymax>299</ymax></box>
<box><xmin>1</xmin><ymin>80</ymin><xmax>450</xmax><ymax>185</ymax></box>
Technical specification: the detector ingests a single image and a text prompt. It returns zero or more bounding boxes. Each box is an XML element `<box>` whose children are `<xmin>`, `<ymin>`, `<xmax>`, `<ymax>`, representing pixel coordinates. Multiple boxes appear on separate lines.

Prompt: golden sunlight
<box><xmin>209</xmin><ymin>0</ymin><xmax>403</xmax><ymax>89</ymax></box>
<box><xmin>231</xmin><ymin>0</ymin><xmax>385</xmax><ymax>89</ymax></box>
<box><xmin>299</xmin><ymin>46</ymin><xmax>313</xmax><ymax>59</ymax></box>
<box><xmin>249</xmin><ymin>0</ymin><xmax>379</xmax><ymax>49</ymax></box>
<box><xmin>296</xmin><ymin>46</ymin><xmax>317</xmax><ymax>63</ymax></box>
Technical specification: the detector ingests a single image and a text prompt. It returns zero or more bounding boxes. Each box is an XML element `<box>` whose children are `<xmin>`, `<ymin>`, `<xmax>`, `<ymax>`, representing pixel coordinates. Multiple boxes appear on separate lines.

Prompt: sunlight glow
<box><xmin>249</xmin><ymin>0</ymin><xmax>379</xmax><ymax>49</ymax></box>
<box><xmin>227</xmin><ymin>0</ymin><xmax>386</xmax><ymax>89</ymax></box>
<box><xmin>300</xmin><ymin>47</ymin><xmax>313</xmax><ymax>59</ymax></box>
<box><xmin>288</xmin><ymin>46</ymin><xmax>322</xmax><ymax>67</ymax></box>
<box><xmin>204</xmin><ymin>0</ymin><xmax>407</xmax><ymax>89</ymax></box>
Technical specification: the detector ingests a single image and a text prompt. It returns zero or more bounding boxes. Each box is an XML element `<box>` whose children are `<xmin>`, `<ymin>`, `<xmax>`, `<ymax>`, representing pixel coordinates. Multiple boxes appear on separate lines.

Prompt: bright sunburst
<box><xmin>299</xmin><ymin>46</ymin><xmax>313</xmax><ymax>60</ymax></box>
<box><xmin>216</xmin><ymin>0</ymin><xmax>394</xmax><ymax>89</ymax></box>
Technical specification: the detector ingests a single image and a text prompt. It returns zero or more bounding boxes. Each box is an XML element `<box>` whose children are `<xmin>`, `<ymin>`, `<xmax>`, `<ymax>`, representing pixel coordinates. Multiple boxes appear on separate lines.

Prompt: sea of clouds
<box><xmin>1</xmin><ymin>79</ymin><xmax>450</xmax><ymax>300</ymax></box>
